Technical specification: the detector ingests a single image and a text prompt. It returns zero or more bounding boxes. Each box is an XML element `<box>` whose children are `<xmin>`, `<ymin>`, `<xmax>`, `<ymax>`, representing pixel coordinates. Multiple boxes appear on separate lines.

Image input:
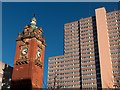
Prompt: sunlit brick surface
<box><xmin>48</xmin><ymin>7</ymin><xmax>120</xmax><ymax>89</ymax></box>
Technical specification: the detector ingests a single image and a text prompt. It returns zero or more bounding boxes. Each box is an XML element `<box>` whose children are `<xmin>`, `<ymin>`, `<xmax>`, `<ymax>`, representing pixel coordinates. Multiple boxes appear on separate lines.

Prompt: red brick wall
<box><xmin>12</xmin><ymin>38</ymin><xmax>45</xmax><ymax>88</ymax></box>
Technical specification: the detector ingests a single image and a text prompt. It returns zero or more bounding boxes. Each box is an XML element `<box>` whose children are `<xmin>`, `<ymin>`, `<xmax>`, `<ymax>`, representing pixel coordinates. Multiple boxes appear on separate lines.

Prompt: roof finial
<box><xmin>30</xmin><ymin>14</ymin><xmax>38</xmax><ymax>30</ymax></box>
<box><xmin>31</xmin><ymin>14</ymin><xmax>37</xmax><ymax>26</ymax></box>
<box><xmin>33</xmin><ymin>13</ymin><xmax>35</xmax><ymax>17</ymax></box>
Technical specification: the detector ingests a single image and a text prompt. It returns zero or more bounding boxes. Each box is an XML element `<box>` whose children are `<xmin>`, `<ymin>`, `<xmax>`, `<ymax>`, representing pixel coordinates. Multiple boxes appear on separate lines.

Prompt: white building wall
<box><xmin>0</xmin><ymin>61</ymin><xmax>5</xmax><ymax>90</ymax></box>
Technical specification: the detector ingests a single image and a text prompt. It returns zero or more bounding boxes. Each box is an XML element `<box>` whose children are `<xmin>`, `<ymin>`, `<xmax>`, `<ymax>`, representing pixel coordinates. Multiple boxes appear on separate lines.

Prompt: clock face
<box><xmin>21</xmin><ymin>48</ymin><xmax>28</xmax><ymax>55</ymax></box>
<box><xmin>37</xmin><ymin>50</ymin><xmax>41</xmax><ymax>58</ymax></box>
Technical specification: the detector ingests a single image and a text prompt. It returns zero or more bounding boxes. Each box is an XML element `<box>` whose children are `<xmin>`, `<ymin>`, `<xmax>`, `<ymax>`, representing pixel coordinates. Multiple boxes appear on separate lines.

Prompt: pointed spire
<box><xmin>30</xmin><ymin>14</ymin><xmax>38</xmax><ymax>30</ymax></box>
<box><xmin>33</xmin><ymin>13</ymin><xmax>35</xmax><ymax>17</ymax></box>
<box><xmin>30</xmin><ymin>14</ymin><xmax>37</xmax><ymax>26</ymax></box>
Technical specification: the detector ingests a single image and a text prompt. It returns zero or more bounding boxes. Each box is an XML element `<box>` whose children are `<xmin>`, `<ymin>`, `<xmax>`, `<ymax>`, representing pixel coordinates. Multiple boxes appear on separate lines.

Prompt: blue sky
<box><xmin>2</xmin><ymin>2</ymin><xmax>119</xmax><ymax>88</ymax></box>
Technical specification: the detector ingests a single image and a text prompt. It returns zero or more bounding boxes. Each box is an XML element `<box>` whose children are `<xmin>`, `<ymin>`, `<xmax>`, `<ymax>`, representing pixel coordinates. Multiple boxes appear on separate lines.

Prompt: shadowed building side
<box><xmin>0</xmin><ymin>61</ymin><xmax>13</xmax><ymax>90</ymax></box>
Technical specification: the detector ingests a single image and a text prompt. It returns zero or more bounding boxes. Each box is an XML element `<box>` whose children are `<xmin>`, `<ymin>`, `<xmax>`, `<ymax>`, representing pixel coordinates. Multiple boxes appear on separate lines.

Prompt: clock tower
<box><xmin>11</xmin><ymin>17</ymin><xmax>46</xmax><ymax>90</ymax></box>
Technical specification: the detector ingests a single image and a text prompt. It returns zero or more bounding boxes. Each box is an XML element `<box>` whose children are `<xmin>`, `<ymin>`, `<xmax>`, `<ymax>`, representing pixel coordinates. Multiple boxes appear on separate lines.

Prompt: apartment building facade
<box><xmin>106</xmin><ymin>9</ymin><xmax>120</xmax><ymax>88</ymax></box>
<box><xmin>48</xmin><ymin>7</ymin><xmax>120</xmax><ymax>89</ymax></box>
<box><xmin>0</xmin><ymin>61</ymin><xmax>13</xmax><ymax>90</ymax></box>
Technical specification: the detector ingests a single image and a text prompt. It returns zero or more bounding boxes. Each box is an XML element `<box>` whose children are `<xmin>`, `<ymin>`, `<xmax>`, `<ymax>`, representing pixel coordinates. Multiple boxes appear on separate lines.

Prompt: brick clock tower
<box><xmin>11</xmin><ymin>17</ymin><xmax>46</xmax><ymax>90</ymax></box>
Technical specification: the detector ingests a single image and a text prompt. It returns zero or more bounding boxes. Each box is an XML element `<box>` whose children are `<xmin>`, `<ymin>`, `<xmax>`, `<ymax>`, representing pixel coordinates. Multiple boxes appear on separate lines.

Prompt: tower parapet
<box><xmin>17</xmin><ymin>17</ymin><xmax>46</xmax><ymax>46</ymax></box>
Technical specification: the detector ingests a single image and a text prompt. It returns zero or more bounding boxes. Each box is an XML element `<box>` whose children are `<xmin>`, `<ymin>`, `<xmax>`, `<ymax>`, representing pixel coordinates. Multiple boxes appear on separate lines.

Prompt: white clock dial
<box><xmin>21</xmin><ymin>48</ymin><xmax>28</xmax><ymax>55</ymax></box>
<box><xmin>37</xmin><ymin>50</ymin><xmax>41</xmax><ymax>58</ymax></box>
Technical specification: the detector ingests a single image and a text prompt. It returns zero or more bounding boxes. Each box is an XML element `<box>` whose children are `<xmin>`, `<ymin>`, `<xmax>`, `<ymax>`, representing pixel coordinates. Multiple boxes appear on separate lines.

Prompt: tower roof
<box><xmin>30</xmin><ymin>16</ymin><xmax>38</xmax><ymax>30</ymax></box>
<box><xmin>31</xmin><ymin>17</ymin><xmax>37</xmax><ymax>22</ymax></box>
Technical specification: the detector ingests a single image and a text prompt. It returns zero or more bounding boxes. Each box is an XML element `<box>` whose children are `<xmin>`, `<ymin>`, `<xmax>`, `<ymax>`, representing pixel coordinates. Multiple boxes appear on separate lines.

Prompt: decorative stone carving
<box><xmin>16</xmin><ymin>17</ymin><xmax>46</xmax><ymax>46</ymax></box>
